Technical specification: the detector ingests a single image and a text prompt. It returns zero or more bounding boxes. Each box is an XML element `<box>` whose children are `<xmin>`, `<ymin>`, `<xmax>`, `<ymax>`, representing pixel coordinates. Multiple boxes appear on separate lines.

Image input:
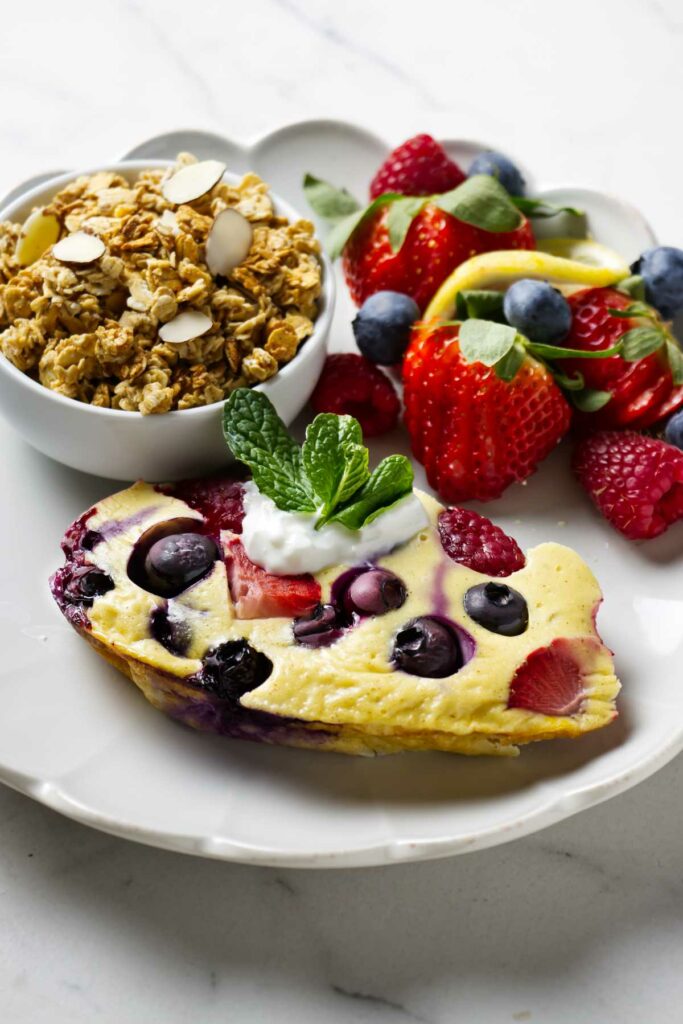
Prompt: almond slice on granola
<box><xmin>158</xmin><ymin>310</ymin><xmax>213</xmax><ymax>344</ymax></box>
<box><xmin>206</xmin><ymin>208</ymin><xmax>253</xmax><ymax>277</ymax></box>
<box><xmin>15</xmin><ymin>208</ymin><xmax>61</xmax><ymax>267</ymax></box>
<box><xmin>156</xmin><ymin>210</ymin><xmax>180</xmax><ymax>236</ymax></box>
<box><xmin>161</xmin><ymin>160</ymin><xmax>226</xmax><ymax>205</ymax></box>
<box><xmin>52</xmin><ymin>231</ymin><xmax>106</xmax><ymax>264</ymax></box>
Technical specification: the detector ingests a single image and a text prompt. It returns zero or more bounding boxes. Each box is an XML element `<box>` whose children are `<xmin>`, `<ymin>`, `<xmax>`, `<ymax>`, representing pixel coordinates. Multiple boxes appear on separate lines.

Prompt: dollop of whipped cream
<box><xmin>240</xmin><ymin>481</ymin><xmax>429</xmax><ymax>575</ymax></box>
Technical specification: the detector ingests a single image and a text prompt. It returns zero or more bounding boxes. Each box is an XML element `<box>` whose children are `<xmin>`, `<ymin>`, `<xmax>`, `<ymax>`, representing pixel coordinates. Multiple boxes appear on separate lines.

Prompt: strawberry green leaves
<box><xmin>434</xmin><ymin>175</ymin><xmax>522</xmax><ymax>233</ymax></box>
<box><xmin>459</xmin><ymin>319</ymin><xmax>518</xmax><ymax>367</ymax></box>
<box><xmin>300</xmin><ymin>175</ymin><xmax>360</xmax><ymax>220</ymax></box>
<box><xmin>571</xmin><ymin>389</ymin><xmax>612</xmax><ymax>413</ymax></box>
<box><xmin>223</xmin><ymin>389</ymin><xmax>414</xmax><ymax>531</ymax></box>
<box><xmin>303</xmin><ymin>171</ymin><xmax>523</xmax><ymax>258</ymax></box>
<box><xmin>619</xmin><ymin>326</ymin><xmax>668</xmax><ymax>361</ymax></box>
<box><xmin>454</xmin><ymin>289</ymin><xmax>507</xmax><ymax>323</ymax></box>
<box><xmin>303</xmin><ymin>174</ymin><xmax>399</xmax><ymax>259</ymax></box>
<box><xmin>667</xmin><ymin>339</ymin><xmax>683</xmax><ymax>385</ymax></box>
<box><xmin>511</xmin><ymin>196</ymin><xmax>584</xmax><ymax>220</ymax></box>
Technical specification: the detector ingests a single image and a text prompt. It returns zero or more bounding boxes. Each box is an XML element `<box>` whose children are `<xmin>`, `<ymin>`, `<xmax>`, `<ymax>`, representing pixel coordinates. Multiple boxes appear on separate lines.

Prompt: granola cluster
<box><xmin>0</xmin><ymin>154</ymin><xmax>322</xmax><ymax>413</ymax></box>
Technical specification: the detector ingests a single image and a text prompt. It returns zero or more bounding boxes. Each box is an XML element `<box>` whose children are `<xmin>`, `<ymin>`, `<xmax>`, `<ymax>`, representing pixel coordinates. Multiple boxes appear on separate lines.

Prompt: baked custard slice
<box><xmin>50</xmin><ymin>391</ymin><xmax>620</xmax><ymax>756</ymax></box>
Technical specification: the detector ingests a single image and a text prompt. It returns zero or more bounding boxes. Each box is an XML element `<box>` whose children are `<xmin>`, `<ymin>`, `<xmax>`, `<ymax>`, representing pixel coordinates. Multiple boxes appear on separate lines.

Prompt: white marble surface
<box><xmin>2</xmin><ymin>0</ymin><xmax>683</xmax><ymax>1020</ymax></box>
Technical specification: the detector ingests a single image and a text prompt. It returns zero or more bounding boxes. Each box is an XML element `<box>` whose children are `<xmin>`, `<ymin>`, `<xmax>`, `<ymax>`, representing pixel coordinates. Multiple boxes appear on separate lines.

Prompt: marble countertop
<box><xmin>2</xmin><ymin>0</ymin><xmax>683</xmax><ymax>1020</ymax></box>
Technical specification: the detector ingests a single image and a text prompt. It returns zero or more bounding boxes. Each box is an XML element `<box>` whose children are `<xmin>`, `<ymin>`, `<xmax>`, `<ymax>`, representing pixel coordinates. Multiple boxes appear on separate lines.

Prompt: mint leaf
<box><xmin>620</xmin><ymin>326</ymin><xmax>666</xmax><ymax>361</ymax></box>
<box><xmin>494</xmin><ymin>341</ymin><xmax>526</xmax><ymax>381</ymax></box>
<box><xmin>572</xmin><ymin>388</ymin><xmax>612</xmax><ymax>413</ymax></box>
<box><xmin>303</xmin><ymin>174</ymin><xmax>361</xmax><ymax>220</ymax></box>
<box><xmin>455</xmin><ymin>289</ymin><xmax>506</xmax><ymax>323</ymax></box>
<box><xmin>223</xmin><ymin>390</ymin><xmax>315</xmax><ymax>513</ymax></box>
<box><xmin>435</xmin><ymin>175</ymin><xmax>523</xmax><ymax>233</ymax></box>
<box><xmin>667</xmin><ymin>338</ymin><xmax>683</xmax><ymax>385</ymax></box>
<box><xmin>512</xmin><ymin>196</ymin><xmax>584</xmax><ymax>219</ymax></box>
<box><xmin>327</xmin><ymin>455</ymin><xmax>414</xmax><ymax>531</ymax></box>
<box><xmin>302</xmin><ymin>414</ymin><xmax>370</xmax><ymax>525</ymax></box>
<box><xmin>459</xmin><ymin>318</ymin><xmax>517</xmax><ymax>366</ymax></box>
<box><xmin>617</xmin><ymin>274</ymin><xmax>647</xmax><ymax>301</ymax></box>
<box><xmin>386</xmin><ymin>196</ymin><xmax>427</xmax><ymax>252</ymax></box>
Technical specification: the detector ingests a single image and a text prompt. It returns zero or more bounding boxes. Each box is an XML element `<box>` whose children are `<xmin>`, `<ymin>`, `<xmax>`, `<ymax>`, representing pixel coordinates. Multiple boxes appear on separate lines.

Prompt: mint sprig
<box><xmin>326</xmin><ymin>455</ymin><xmax>415</xmax><ymax>531</ymax></box>
<box><xmin>223</xmin><ymin>389</ymin><xmax>315</xmax><ymax>514</ymax></box>
<box><xmin>223</xmin><ymin>389</ymin><xmax>414</xmax><ymax>531</ymax></box>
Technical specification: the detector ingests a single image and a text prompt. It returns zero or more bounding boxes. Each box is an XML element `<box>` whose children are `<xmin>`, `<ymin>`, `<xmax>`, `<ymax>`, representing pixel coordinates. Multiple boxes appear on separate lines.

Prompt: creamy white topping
<box><xmin>240</xmin><ymin>481</ymin><xmax>429</xmax><ymax>575</ymax></box>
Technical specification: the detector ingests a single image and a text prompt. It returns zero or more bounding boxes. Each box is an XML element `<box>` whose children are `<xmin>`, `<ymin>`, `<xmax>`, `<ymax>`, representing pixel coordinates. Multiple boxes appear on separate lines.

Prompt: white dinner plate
<box><xmin>0</xmin><ymin>120</ymin><xmax>681</xmax><ymax>868</ymax></box>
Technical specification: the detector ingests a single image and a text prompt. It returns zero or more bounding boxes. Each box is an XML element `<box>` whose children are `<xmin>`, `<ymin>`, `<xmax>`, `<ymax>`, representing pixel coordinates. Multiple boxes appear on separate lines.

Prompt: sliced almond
<box><xmin>156</xmin><ymin>209</ymin><xmax>180</xmax><ymax>236</ymax></box>
<box><xmin>52</xmin><ymin>231</ymin><xmax>105</xmax><ymax>264</ymax></box>
<box><xmin>205</xmin><ymin>208</ymin><xmax>253</xmax><ymax>277</ymax></box>
<box><xmin>15</xmin><ymin>208</ymin><xmax>61</xmax><ymax>267</ymax></box>
<box><xmin>158</xmin><ymin>310</ymin><xmax>213</xmax><ymax>344</ymax></box>
<box><xmin>161</xmin><ymin>160</ymin><xmax>226</xmax><ymax>205</ymax></box>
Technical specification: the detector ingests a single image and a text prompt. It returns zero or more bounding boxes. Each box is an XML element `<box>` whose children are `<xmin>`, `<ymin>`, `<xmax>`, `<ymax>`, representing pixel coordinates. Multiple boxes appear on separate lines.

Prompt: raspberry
<box><xmin>369</xmin><ymin>134</ymin><xmax>466</xmax><ymax>200</ymax></box>
<box><xmin>437</xmin><ymin>507</ymin><xmax>525</xmax><ymax>576</ymax></box>
<box><xmin>160</xmin><ymin>475</ymin><xmax>246</xmax><ymax>534</ymax></box>
<box><xmin>310</xmin><ymin>354</ymin><xmax>400</xmax><ymax>436</ymax></box>
<box><xmin>573</xmin><ymin>430</ymin><xmax>683</xmax><ymax>539</ymax></box>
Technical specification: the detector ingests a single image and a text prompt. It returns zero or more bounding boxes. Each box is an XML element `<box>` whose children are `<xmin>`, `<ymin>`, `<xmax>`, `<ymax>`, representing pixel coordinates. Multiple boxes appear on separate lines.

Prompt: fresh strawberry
<box><xmin>508</xmin><ymin>638</ymin><xmax>600</xmax><ymax>716</ymax></box>
<box><xmin>369</xmin><ymin>134</ymin><xmax>466</xmax><ymax>200</ymax></box>
<box><xmin>225</xmin><ymin>537</ymin><xmax>321</xmax><ymax>619</ymax></box>
<box><xmin>560</xmin><ymin>288</ymin><xmax>683</xmax><ymax>430</ymax></box>
<box><xmin>310</xmin><ymin>354</ymin><xmax>400</xmax><ymax>436</ymax></box>
<box><xmin>403</xmin><ymin>323</ymin><xmax>572</xmax><ymax>502</ymax></box>
<box><xmin>573</xmin><ymin>430</ymin><xmax>683</xmax><ymax>539</ymax></box>
<box><xmin>343</xmin><ymin>203</ymin><xmax>535</xmax><ymax>311</ymax></box>
<box><xmin>161</xmin><ymin>475</ymin><xmax>246</xmax><ymax>535</ymax></box>
<box><xmin>438</xmin><ymin>507</ymin><xmax>525</xmax><ymax>576</ymax></box>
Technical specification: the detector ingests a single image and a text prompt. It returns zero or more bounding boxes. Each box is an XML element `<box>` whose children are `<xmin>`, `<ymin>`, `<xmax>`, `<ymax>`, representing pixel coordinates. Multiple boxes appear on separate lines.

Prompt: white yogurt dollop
<box><xmin>240</xmin><ymin>481</ymin><xmax>429</xmax><ymax>575</ymax></box>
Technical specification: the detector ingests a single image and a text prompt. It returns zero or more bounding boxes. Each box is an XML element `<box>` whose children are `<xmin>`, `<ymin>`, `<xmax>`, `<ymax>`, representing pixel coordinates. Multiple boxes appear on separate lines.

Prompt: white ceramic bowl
<box><xmin>0</xmin><ymin>161</ymin><xmax>335</xmax><ymax>481</ymax></box>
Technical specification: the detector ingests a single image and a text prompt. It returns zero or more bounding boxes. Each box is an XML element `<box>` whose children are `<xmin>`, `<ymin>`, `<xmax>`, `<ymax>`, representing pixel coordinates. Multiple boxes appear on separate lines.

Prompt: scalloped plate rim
<box><xmin>0</xmin><ymin>119</ymin><xmax>676</xmax><ymax>870</ymax></box>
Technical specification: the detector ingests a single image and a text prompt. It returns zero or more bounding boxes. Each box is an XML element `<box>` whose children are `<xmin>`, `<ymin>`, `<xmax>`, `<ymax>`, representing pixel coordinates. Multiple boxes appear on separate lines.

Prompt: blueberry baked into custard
<box><xmin>51</xmin><ymin>390</ymin><xmax>620</xmax><ymax>756</ymax></box>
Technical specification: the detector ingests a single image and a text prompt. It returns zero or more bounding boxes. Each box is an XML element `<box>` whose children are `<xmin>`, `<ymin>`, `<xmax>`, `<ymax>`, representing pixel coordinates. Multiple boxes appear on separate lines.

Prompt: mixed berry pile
<box><xmin>307</xmin><ymin>134</ymin><xmax>683</xmax><ymax>541</ymax></box>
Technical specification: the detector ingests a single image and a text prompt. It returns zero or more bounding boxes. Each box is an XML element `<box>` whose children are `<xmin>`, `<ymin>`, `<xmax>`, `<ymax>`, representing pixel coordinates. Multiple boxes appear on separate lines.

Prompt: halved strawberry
<box><xmin>507</xmin><ymin>637</ymin><xmax>601</xmax><ymax>717</ymax></box>
<box><xmin>225</xmin><ymin>537</ymin><xmax>321</xmax><ymax>619</ymax></box>
<box><xmin>561</xmin><ymin>288</ymin><xmax>683</xmax><ymax>430</ymax></box>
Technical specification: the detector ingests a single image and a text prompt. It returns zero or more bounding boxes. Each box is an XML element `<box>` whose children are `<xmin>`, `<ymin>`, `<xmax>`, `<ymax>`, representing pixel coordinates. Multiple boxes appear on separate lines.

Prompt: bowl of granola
<box><xmin>0</xmin><ymin>154</ymin><xmax>333</xmax><ymax>480</ymax></box>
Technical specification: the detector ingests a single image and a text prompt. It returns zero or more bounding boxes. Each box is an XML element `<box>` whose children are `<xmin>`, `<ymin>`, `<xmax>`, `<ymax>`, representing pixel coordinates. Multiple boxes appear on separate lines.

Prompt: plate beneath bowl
<box><xmin>0</xmin><ymin>120</ymin><xmax>680</xmax><ymax>868</ymax></box>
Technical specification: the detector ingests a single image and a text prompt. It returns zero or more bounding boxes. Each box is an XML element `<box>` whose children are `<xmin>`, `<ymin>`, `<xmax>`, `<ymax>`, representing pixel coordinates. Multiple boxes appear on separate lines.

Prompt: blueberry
<box><xmin>352</xmin><ymin>291</ymin><xmax>420</xmax><ymax>365</ymax></box>
<box><xmin>200</xmin><ymin>640</ymin><xmax>272</xmax><ymax>702</ymax></box>
<box><xmin>150</xmin><ymin>606</ymin><xmax>192</xmax><ymax>656</ymax></box>
<box><xmin>664</xmin><ymin>408</ymin><xmax>683</xmax><ymax>450</ymax></box>
<box><xmin>345</xmin><ymin>568</ymin><xmax>407</xmax><ymax>616</ymax></box>
<box><xmin>392</xmin><ymin>616</ymin><xmax>463</xmax><ymax>678</ymax></box>
<box><xmin>631</xmin><ymin>247</ymin><xmax>683</xmax><ymax>319</ymax></box>
<box><xmin>469</xmin><ymin>151</ymin><xmax>526</xmax><ymax>196</ymax></box>
<box><xmin>63</xmin><ymin>565</ymin><xmax>115</xmax><ymax>606</ymax></box>
<box><xmin>142</xmin><ymin>532</ymin><xmax>218</xmax><ymax>598</ymax></box>
<box><xmin>293</xmin><ymin>603</ymin><xmax>342</xmax><ymax>647</ymax></box>
<box><xmin>503</xmin><ymin>279</ymin><xmax>571</xmax><ymax>344</ymax></box>
<box><xmin>464</xmin><ymin>582</ymin><xmax>528</xmax><ymax>637</ymax></box>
